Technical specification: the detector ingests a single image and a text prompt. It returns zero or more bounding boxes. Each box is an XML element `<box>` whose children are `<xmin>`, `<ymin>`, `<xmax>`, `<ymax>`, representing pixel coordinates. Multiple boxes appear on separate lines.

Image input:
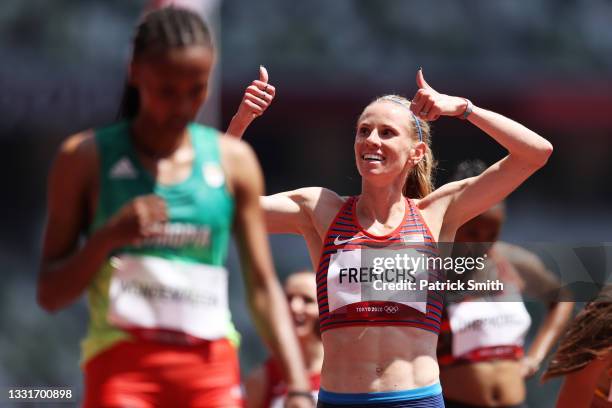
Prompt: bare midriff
<box><xmin>440</xmin><ymin>360</ymin><xmax>526</xmax><ymax>406</ymax></box>
<box><xmin>320</xmin><ymin>326</ymin><xmax>439</xmax><ymax>393</ymax></box>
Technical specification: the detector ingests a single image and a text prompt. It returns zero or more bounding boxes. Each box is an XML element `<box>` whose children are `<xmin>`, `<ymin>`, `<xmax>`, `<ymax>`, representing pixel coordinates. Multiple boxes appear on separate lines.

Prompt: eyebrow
<box><xmin>378</xmin><ymin>99</ymin><xmax>424</xmax><ymax>142</ymax></box>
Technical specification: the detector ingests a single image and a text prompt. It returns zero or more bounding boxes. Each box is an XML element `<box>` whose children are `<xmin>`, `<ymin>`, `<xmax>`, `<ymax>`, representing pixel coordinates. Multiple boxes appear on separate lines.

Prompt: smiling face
<box><xmin>130</xmin><ymin>46</ymin><xmax>213</xmax><ymax>132</ymax></box>
<box><xmin>285</xmin><ymin>272</ymin><xmax>319</xmax><ymax>339</ymax></box>
<box><xmin>355</xmin><ymin>100</ymin><xmax>425</xmax><ymax>187</ymax></box>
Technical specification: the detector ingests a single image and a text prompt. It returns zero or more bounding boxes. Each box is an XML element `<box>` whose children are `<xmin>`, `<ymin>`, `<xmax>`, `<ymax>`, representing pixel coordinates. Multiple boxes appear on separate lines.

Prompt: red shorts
<box><xmin>83</xmin><ymin>338</ymin><xmax>242</xmax><ymax>408</ymax></box>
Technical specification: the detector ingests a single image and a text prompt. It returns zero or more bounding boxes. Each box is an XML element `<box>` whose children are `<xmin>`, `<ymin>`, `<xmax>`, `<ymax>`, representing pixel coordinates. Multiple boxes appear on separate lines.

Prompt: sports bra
<box><xmin>316</xmin><ymin>196</ymin><xmax>444</xmax><ymax>335</ymax></box>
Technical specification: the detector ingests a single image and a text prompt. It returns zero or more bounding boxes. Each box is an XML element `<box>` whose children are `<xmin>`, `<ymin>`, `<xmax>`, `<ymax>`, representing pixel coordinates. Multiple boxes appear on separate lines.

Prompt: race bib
<box><xmin>448</xmin><ymin>300</ymin><xmax>531</xmax><ymax>358</ymax></box>
<box><xmin>327</xmin><ymin>248</ymin><xmax>429</xmax><ymax>316</ymax></box>
<box><xmin>107</xmin><ymin>254</ymin><xmax>230</xmax><ymax>340</ymax></box>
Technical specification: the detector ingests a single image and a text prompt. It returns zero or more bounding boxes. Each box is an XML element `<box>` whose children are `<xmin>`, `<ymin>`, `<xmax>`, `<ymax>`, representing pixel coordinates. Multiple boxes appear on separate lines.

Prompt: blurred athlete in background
<box><xmin>438</xmin><ymin>160</ymin><xmax>573</xmax><ymax>408</ymax></box>
<box><xmin>245</xmin><ymin>270</ymin><xmax>323</xmax><ymax>408</ymax></box>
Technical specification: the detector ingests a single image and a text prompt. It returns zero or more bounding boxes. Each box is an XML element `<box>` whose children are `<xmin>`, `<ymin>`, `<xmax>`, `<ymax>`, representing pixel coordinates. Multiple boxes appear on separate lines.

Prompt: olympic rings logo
<box><xmin>384</xmin><ymin>305</ymin><xmax>399</xmax><ymax>314</ymax></box>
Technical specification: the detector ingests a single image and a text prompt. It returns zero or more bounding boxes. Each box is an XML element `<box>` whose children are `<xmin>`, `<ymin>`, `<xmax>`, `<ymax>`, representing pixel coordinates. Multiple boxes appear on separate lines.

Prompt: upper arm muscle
<box><xmin>42</xmin><ymin>132</ymin><xmax>96</xmax><ymax>264</ymax></box>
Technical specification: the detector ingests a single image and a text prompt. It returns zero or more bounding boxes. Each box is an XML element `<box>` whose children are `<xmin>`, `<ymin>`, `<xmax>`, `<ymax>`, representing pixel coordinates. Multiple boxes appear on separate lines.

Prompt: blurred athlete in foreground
<box><xmin>438</xmin><ymin>160</ymin><xmax>573</xmax><ymax>408</ymax></box>
<box><xmin>37</xmin><ymin>7</ymin><xmax>312</xmax><ymax>408</ymax></box>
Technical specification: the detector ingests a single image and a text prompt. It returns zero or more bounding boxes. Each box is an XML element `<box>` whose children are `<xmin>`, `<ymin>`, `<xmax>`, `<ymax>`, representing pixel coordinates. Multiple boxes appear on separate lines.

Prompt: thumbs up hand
<box><xmin>241</xmin><ymin>65</ymin><xmax>276</xmax><ymax>120</ymax></box>
<box><xmin>227</xmin><ymin>66</ymin><xmax>276</xmax><ymax>139</ymax></box>
<box><xmin>410</xmin><ymin>68</ymin><xmax>469</xmax><ymax>122</ymax></box>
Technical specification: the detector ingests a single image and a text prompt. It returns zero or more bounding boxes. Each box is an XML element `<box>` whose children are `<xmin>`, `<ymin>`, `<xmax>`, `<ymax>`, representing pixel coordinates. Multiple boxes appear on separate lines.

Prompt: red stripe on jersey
<box><xmin>316</xmin><ymin>196</ymin><xmax>443</xmax><ymax>336</ymax></box>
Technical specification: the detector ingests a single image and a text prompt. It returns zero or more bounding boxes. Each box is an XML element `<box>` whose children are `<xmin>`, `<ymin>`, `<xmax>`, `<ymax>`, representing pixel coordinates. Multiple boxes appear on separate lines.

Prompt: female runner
<box><xmin>37</xmin><ymin>7</ymin><xmax>312</xmax><ymax>408</ymax></box>
<box><xmin>230</xmin><ymin>68</ymin><xmax>554</xmax><ymax>407</ymax></box>
<box><xmin>245</xmin><ymin>270</ymin><xmax>323</xmax><ymax>408</ymax></box>
<box><xmin>438</xmin><ymin>160</ymin><xmax>573</xmax><ymax>408</ymax></box>
<box><xmin>543</xmin><ymin>286</ymin><xmax>611</xmax><ymax>408</ymax></box>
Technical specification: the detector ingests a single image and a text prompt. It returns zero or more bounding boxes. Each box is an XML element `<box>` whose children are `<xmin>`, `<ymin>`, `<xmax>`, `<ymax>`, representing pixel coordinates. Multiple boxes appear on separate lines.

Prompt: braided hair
<box><xmin>542</xmin><ymin>286</ymin><xmax>612</xmax><ymax>380</ymax></box>
<box><xmin>119</xmin><ymin>7</ymin><xmax>213</xmax><ymax>119</ymax></box>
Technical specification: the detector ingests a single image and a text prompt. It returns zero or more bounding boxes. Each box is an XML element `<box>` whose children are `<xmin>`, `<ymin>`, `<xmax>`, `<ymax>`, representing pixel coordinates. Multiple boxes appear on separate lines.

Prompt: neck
<box><xmin>131</xmin><ymin>114</ymin><xmax>190</xmax><ymax>159</ymax></box>
<box><xmin>299</xmin><ymin>334</ymin><xmax>324</xmax><ymax>373</ymax></box>
<box><xmin>359</xmin><ymin>178</ymin><xmax>406</xmax><ymax>223</ymax></box>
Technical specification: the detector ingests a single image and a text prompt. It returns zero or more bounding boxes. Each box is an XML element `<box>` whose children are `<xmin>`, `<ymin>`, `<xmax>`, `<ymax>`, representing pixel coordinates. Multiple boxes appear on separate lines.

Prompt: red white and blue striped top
<box><xmin>316</xmin><ymin>196</ymin><xmax>444</xmax><ymax>335</ymax></box>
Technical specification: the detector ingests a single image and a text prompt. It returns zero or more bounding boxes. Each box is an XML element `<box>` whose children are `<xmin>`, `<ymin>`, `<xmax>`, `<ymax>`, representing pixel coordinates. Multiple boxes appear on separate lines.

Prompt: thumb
<box><xmin>259</xmin><ymin>65</ymin><xmax>269</xmax><ymax>83</ymax></box>
<box><xmin>416</xmin><ymin>68</ymin><xmax>432</xmax><ymax>90</ymax></box>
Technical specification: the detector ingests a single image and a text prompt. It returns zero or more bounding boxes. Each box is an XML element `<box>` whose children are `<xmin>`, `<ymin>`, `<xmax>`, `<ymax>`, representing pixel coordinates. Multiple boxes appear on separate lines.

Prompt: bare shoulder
<box><xmin>494</xmin><ymin>241</ymin><xmax>542</xmax><ymax>266</ymax></box>
<box><xmin>494</xmin><ymin>241</ymin><xmax>522</xmax><ymax>256</ymax></box>
<box><xmin>309</xmin><ymin>188</ymin><xmax>349</xmax><ymax>236</ymax></box>
<box><xmin>293</xmin><ymin>187</ymin><xmax>344</xmax><ymax>226</ymax></box>
<box><xmin>494</xmin><ymin>241</ymin><xmax>565</xmax><ymax>300</ymax></box>
<box><xmin>413</xmin><ymin>181</ymin><xmax>471</xmax><ymax>241</ymax></box>
<box><xmin>416</xmin><ymin>180</ymin><xmax>470</xmax><ymax>210</ymax></box>
<box><xmin>266</xmin><ymin>187</ymin><xmax>345</xmax><ymax>237</ymax></box>
<box><xmin>45</xmin><ymin>130</ymin><xmax>98</xmax><ymax>236</ymax></box>
<box><xmin>218</xmin><ymin>132</ymin><xmax>257</xmax><ymax>163</ymax></box>
<box><xmin>217</xmin><ymin>133</ymin><xmax>261</xmax><ymax>195</ymax></box>
<box><xmin>58</xmin><ymin>130</ymin><xmax>96</xmax><ymax>160</ymax></box>
<box><xmin>53</xmin><ymin>130</ymin><xmax>98</xmax><ymax>183</ymax></box>
<box><xmin>301</xmin><ymin>187</ymin><xmax>345</xmax><ymax>212</ymax></box>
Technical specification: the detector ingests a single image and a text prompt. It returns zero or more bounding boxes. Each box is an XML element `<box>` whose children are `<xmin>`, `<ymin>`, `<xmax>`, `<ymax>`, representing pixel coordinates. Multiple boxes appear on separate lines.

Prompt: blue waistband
<box><xmin>318</xmin><ymin>382</ymin><xmax>442</xmax><ymax>405</ymax></box>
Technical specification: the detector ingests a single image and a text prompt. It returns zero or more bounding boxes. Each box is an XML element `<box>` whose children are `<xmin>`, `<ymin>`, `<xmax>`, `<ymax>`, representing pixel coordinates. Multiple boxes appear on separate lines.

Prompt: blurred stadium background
<box><xmin>1</xmin><ymin>0</ymin><xmax>611</xmax><ymax>406</ymax></box>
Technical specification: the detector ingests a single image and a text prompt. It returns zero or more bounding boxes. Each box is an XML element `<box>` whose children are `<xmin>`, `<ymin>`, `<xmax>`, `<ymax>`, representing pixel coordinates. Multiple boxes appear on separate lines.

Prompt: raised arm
<box><xmin>259</xmin><ymin>187</ymin><xmax>345</xmax><ymax>235</ymax></box>
<box><xmin>413</xmin><ymin>69</ymin><xmax>553</xmax><ymax>230</ymax></box>
<box><xmin>226</xmin><ymin>65</ymin><xmax>276</xmax><ymax>139</ymax></box>
<box><xmin>224</xmin><ymin>67</ymin><xmax>344</xmax><ymax>239</ymax></box>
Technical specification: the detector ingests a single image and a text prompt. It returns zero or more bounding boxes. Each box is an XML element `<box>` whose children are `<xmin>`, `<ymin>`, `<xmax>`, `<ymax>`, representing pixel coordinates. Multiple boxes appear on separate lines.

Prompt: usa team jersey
<box><xmin>316</xmin><ymin>196</ymin><xmax>444</xmax><ymax>335</ymax></box>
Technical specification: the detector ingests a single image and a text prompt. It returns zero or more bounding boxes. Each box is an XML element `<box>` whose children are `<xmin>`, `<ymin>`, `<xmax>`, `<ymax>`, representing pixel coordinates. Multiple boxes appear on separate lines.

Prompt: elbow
<box><xmin>533</xmin><ymin>140</ymin><xmax>554</xmax><ymax>168</ymax></box>
<box><xmin>540</xmin><ymin>140</ymin><xmax>554</xmax><ymax>165</ymax></box>
<box><xmin>520</xmin><ymin>140</ymin><xmax>553</xmax><ymax>170</ymax></box>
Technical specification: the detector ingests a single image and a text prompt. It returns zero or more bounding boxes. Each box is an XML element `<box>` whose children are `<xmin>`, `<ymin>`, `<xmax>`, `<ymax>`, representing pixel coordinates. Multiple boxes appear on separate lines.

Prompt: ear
<box><xmin>410</xmin><ymin>141</ymin><xmax>427</xmax><ymax>165</ymax></box>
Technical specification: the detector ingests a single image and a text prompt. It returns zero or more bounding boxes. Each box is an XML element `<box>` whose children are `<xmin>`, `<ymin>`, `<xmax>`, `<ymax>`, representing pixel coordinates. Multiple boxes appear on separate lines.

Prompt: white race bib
<box><xmin>107</xmin><ymin>254</ymin><xmax>230</xmax><ymax>340</ymax></box>
<box><xmin>327</xmin><ymin>248</ymin><xmax>429</xmax><ymax>315</ymax></box>
<box><xmin>449</xmin><ymin>299</ymin><xmax>531</xmax><ymax>358</ymax></box>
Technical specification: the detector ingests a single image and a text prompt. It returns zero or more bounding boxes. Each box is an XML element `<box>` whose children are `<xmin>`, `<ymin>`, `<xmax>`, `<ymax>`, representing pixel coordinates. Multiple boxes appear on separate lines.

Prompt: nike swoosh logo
<box><xmin>333</xmin><ymin>235</ymin><xmax>362</xmax><ymax>246</ymax></box>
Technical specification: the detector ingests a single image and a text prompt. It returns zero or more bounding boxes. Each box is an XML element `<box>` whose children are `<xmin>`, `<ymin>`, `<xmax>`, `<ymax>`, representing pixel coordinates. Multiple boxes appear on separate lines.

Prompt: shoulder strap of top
<box><xmin>406</xmin><ymin>198</ymin><xmax>437</xmax><ymax>242</ymax></box>
<box><xmin>326</xmin><ymin>196</ymin><xmax>357</xmax><ymax>232</ymax></box>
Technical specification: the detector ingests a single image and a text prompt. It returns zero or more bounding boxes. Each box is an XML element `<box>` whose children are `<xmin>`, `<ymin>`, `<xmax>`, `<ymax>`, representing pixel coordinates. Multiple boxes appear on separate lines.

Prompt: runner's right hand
<box><xmin>235</xmin><ymin>65</ymin><xmax>276</xmax><ymax>122</ymax></box>
<box><xmin>103</xmin><ymin>195</ymin><xmax>168</xmax><ymax>247</ymax></box>
<box><xmin>226</xmin><ymin>66</ymin><xmax>276</xmax><ymax>138</ymax></box>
